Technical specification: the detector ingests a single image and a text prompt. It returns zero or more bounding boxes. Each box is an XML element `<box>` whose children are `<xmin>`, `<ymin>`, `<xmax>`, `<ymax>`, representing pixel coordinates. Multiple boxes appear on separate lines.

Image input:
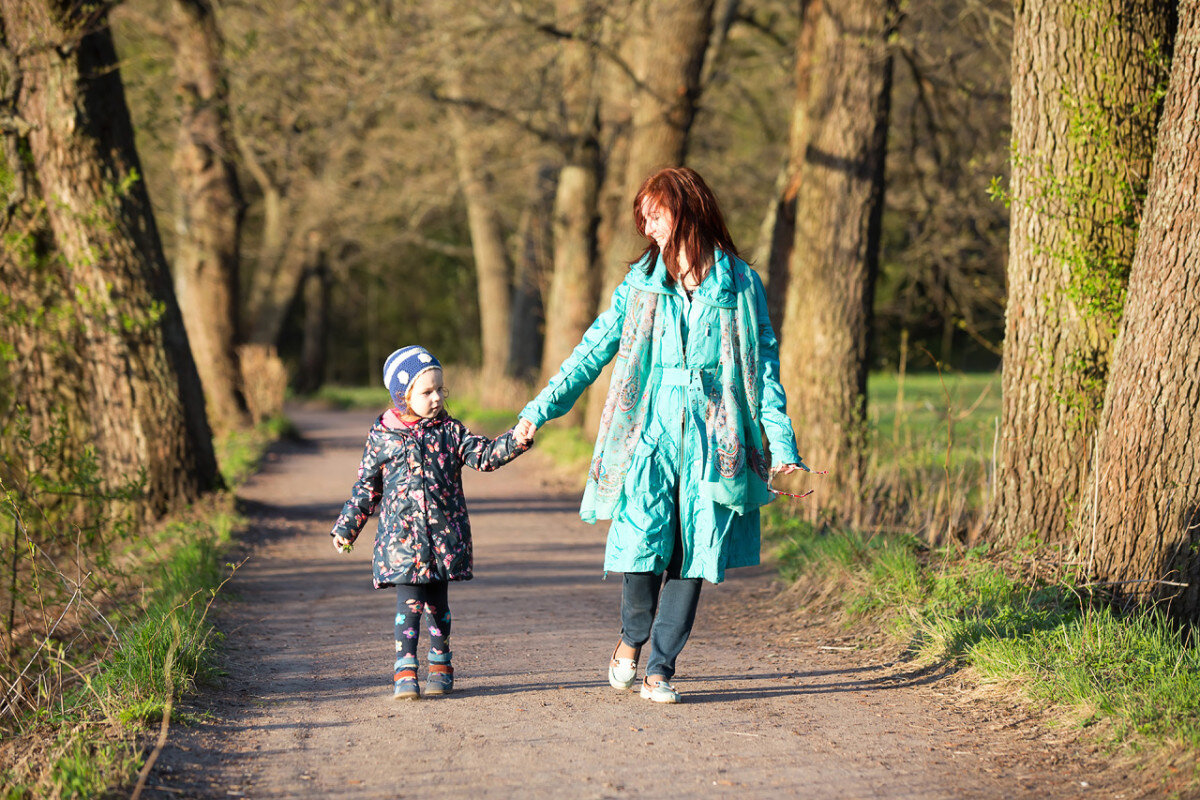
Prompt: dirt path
<box><xmin>146</xmin><ymin>408</ymin><xmax>1152</xmax><ymax>799</ymax></box>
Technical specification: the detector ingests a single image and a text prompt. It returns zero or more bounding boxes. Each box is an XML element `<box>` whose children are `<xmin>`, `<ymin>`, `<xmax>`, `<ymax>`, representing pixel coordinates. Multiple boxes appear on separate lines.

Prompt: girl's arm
<box><xmin>454</xmin><ymin>421</ymin><xmax>532</xmax><ymax>472</ymax></box>
<box><xmin>752</xmin><ymin>270</ymin><xmax>801</xmax><ymax>466</ymax></box>
<box><xmin>518</xmin><ymin>280</ymin><xmax>630</xmax><ymax>429</ymax></box>
<box><xmin>330</xmin><ymin>434</ymin><xmax>385</xmax><ymax>544</ymax></box>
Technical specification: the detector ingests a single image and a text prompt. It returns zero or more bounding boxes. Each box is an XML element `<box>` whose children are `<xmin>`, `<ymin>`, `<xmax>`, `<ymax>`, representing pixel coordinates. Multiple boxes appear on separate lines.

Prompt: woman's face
<box><xmin>640</xmin><ymin>198</ymin><xmax>672</xmax><ymax>250</ymax></box>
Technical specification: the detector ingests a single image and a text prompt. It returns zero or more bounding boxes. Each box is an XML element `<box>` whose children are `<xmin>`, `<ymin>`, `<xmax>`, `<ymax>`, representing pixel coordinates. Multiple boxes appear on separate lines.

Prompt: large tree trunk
<box><xmin>753</xmin><ymin>0</ymin><xmax>818</xmax><ymax>328</ymax></box>
<box><xmin>539</xmin><ymin>0</ymin><xmax>604</xmax><ymax>410</ymax></box>
<box><xmin>170</xmin><ymin>0</ymin><xmax>250</xmax><ymax>433</ymax></box>
<box><xmin>444</xmin><ymin>66</ymin><xmax>514</xmax><ymax>397</ymax></box>
<box><xmin>1078</xmin><ymin>1</ymin><xmax>1200</xmax><ymax>619</ymax></box>
<box><xmin>993</xmin><ymin>0</ymin><xmax>1174</xmax><ymax>547</ymax></box>
<box><xmin>1</xmin><ymin>0</ymin><xmax>220</xmax><ymax>515</ymax></box>
<box><xmin>776</xmin><ymin>0</ymin><xmax>895</xmax><ymax>521</ymax></box>
<box><xmin>583</xmin><ymin>0</ymin><xmax>716</xmax><ymax>436</ymax></box>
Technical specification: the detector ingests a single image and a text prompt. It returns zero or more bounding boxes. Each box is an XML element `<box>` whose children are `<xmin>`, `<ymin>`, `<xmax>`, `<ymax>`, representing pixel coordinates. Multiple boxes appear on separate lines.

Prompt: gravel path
<box><xmin>145</xmin><ymin>408</ymin><xmax>1154</xmax><ymax>799</ymax></box>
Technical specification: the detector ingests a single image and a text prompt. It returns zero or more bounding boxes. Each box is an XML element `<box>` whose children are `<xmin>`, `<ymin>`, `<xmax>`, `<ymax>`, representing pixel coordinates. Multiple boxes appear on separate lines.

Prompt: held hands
<box><xmin>514</xmin><ymin>417</ymin><xmax>538</xmax><ymax>446</ymax></box>
<box><xmin>333</xmin><ymin>534</ymin><xmax>353</xmax><ymax>554</ymax></box>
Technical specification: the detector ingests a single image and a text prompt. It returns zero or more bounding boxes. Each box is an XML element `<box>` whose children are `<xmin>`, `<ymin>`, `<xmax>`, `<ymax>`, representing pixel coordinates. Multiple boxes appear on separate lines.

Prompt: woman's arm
<box><xmin>331</xmin><ymin>434</ymin><xmax>385</xmax><ymax>545</ymax></box>
<box><xmin>518</xmin><ymin>281</ymin><xmax>630</xmax><ymax>429</ymax></box>
<box><xmin>752</xmin><ymin>270</ymin><xmax>801</xmax><ymax>466</ymax></box>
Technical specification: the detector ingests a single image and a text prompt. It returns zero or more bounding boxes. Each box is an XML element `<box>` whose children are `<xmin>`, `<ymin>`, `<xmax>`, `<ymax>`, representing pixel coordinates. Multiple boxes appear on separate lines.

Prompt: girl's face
<box><xmin>640</xmin><ymin>198</ymin><xmax>673</xmax><ymax>250</ymax></box>
<box><xmin>404</xmin><ymin>368</ymin><xmax>446</xmax><ymax>419</ymax></box>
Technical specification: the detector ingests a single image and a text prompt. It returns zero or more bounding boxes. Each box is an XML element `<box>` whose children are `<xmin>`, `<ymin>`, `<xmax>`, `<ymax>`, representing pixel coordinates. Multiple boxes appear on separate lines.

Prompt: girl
<box><xmin>513</xmin><ymin>167</ymin><xmax>806</xmax><ymax>703</ymax></box>
<box><xmin>332</xmin><ymin>346</ymin><xmax>531</xmax><ymax>699</ymax></box>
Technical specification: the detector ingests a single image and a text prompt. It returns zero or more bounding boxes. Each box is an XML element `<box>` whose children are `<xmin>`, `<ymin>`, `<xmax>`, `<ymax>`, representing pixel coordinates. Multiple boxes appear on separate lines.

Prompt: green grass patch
<box><xmin>2</xmin><ymin>421</ymin><xmax>280</xmax><ymax>798</ymax></box>
<box><xmin>215</xmin><ymin>414</ymin><xmax>296</xmax><ymax>485</ymax></box>
<box><xmin>765</xmin><ymin>513</ymin><xmax>1200</xmax><ymax>751</ymax></box>
<box><xmin>311</xmin><ymin>384</ymin><xmax>391</xmax><ymax>410</ymax></box>
<box><xmin>2</xmin><ymin>508</ymin><xmax>240</xmax><ymax>798</ymax></box>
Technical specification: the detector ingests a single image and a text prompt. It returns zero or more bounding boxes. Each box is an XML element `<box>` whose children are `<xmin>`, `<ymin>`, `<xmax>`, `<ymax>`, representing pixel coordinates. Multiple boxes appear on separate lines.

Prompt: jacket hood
<box><xmin>624</xmin><ymin>248</ymin><xmax>746</xmax><ymax>308</ymax></box>
<box><xmin>372</xmin><ymin>410</ymin><xmax>450</xmax><ymax>437</ymax></box>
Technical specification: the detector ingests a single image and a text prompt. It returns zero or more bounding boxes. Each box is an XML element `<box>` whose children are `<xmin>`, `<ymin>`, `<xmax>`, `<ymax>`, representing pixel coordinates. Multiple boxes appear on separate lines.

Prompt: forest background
<box><xmin>2</xmin><ymin>0</ymin><xmax>1200</xmax><ymax>795</ymax></box>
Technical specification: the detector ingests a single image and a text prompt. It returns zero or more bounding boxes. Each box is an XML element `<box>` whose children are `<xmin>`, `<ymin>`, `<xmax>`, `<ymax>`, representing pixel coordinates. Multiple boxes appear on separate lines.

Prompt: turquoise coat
<box><xmin>520</xmin><ymin>250</ymin><xmax>800</xmax><ymax>583</ymax></box>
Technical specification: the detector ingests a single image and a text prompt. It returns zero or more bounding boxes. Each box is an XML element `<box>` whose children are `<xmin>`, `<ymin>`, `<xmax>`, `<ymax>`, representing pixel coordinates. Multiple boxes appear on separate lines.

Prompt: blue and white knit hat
<box><xmin>383</xmin><ymin>346</ymin><xmax>442</xmax><ymax>406</ymax></box>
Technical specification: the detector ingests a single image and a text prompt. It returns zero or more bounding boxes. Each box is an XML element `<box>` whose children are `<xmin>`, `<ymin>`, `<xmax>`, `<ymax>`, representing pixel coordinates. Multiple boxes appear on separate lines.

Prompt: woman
<box><xmin>514</xmin><ymin>167</ymin><xmax>804</xmax><ymax>703</ymax></box>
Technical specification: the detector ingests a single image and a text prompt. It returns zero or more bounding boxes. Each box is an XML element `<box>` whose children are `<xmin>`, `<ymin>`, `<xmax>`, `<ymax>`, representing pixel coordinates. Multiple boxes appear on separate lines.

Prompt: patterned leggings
<box><xmin>395</xmin><ymin>581</ymin><xmax>451</xmax><ymax>660</ymax></box>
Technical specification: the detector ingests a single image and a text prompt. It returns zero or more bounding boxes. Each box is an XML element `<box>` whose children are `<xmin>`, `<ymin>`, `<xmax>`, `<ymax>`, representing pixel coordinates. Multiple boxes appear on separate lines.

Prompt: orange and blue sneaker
<box><xmin>393</xmin><ymin>656</ymin><xmax>419</xmax><ymax>700</ymax></box>
<box><xmin>425</xmin><ymin>651</ymin><xmax>453</xmax><ymax>696</ymax></box>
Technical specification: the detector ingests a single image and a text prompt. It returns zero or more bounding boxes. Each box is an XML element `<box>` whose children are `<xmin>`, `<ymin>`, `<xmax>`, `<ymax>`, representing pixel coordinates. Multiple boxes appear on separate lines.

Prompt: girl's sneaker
<box><xmin>640</xmin><ymin>677</ymin><xmax>681</xmax><ymax>704</ymax></box>
<box><xmin>608</xmin><ymin>640</ymin><xmax>637</xmax><ymax>690</ymax></box>
<box><xmin>425</xmin><ymin>651</ymin><xmax>454</xmax><ymax>696</ymax></box>
<box><xmin>393</xmin><ymin>656</ymin><xmax>420</xmax><ymax>701</ymax></box>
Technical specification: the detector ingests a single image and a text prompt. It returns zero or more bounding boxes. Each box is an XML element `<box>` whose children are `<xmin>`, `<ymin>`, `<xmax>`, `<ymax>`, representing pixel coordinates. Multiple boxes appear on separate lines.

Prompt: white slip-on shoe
<box><xmin>608</xmin><ymin>641</ymin><xmax>638</xmax><ymax>690</ymax></box>
<box><xmin>640</xmin><ymin>677</ymin><xmax>681</xmax><ymax>703</ymax></box>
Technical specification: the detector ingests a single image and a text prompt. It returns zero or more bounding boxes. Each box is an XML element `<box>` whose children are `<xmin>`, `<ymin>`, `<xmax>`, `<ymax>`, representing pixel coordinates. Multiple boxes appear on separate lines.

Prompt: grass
<box><xmin>764</xmin><ymin>504</ymin><xmax>1200</xmax><ymax>759</ymax></box>
<box><xmin>1</xmin><ymin>418</ymin><xmax>281</xmax><ymax>798</ymax></box>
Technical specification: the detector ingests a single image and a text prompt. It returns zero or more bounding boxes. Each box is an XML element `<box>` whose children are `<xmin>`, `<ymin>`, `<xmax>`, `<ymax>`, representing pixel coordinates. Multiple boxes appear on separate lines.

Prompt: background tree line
<box><xmin>1</xmin><ymin>0</ymin><xmax>1197</xmax><ymax>676</ymax></box>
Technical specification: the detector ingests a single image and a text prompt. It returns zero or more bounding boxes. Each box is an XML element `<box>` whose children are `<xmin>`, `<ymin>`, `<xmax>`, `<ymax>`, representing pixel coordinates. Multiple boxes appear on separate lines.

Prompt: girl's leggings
<box><xmin>395</xmin><ymin>581</ymin><xmax>451</xmax><ymax>660</ymax></box>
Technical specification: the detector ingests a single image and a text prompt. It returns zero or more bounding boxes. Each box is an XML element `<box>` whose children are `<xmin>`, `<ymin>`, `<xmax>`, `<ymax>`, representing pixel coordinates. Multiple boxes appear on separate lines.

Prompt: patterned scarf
<box><xmin>581</xmin><ymin>266</ymin><xmax>773</xmax><ymax>520</ymax></box>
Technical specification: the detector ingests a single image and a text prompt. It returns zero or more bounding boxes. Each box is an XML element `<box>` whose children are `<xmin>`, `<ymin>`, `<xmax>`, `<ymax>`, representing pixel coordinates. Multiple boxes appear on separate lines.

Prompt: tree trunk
<box><xmin>993</xmin><ymin>0</ymin><xmax>1174</xmax><ymax>547</ymax></box>
<box><xmin>170</xmin><ymin>0</ymin><xmax>250</xmax><ymax>433</ymax></box>
<box><xmin>295</xmin><ymin>238</ymin><xmax>330</xmax><ymax>395</ymax></box>
<box><xmin>583</xmin><ymin>0</ymin><xmax>716</xmax><ymax>436</ymax></box>
<box><xmin>539</xmin><ymin>0</ymin><xmax>604</xmax><ymax>408</ymax></box>
<box><xmin>444</xmin><ymin>66</ymin><xmax>514</xmax><ymax>397</ymax></box>
<box><xmin>1078</xmin><ymin>1</ymin><xmax>1200</xmax><ymax>619</ymax></box>
<box><xmin>244</xmin><ymin>180</ymin><xmax>328</xmax><ymax>347</ymax></box>
<box><xmin>776</xmin><ymin>0</ymin><xmax>896</xmax><ymax>521</ymax></box>
<box><xmin>1</xmin><ymin>0</ymin><xmax>220</xmax><ymax>515</ymax></box>
<box><xmin>511</xmin><ymin>165</ymin><xmax>554</xmax><ymax>381</ymax></box>
<box><xmin>753</xmin><ymin>0</ymin><xmax>818</xmax><ymax>329</ymax></box>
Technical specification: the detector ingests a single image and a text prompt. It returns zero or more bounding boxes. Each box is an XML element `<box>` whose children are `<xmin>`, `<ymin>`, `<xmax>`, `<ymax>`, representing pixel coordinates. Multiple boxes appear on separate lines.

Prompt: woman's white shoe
<box><xmin>640</xmin><ymin>678</ymin><xmax>681</xmax><ymax>703</ymax></box>
<box><xmin>608</xmin><ymin>641</ymin><xmax>638</xmax><ymax>690</ymax></box>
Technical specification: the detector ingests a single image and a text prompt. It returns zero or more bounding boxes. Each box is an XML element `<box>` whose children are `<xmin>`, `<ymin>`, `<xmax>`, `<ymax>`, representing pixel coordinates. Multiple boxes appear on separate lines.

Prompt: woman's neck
<box><xmin>675</xmin><ymin>250</ymin><xmax>699</xmax><ymax>291</ymax></box>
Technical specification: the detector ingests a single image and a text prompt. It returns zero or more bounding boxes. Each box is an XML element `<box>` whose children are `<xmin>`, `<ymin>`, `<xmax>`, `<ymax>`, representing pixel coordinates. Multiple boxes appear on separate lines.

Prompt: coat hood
<box><xmin>624</xmin><ymin>248</ymin><xmax>748</xmax><ymax>308</ymax></box>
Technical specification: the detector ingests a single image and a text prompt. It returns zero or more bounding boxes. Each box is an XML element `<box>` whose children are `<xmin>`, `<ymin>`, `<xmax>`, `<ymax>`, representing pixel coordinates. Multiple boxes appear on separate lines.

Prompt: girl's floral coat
<box><xmin>332</xmin><ymin>413</ymin><xmax>530</xmax><ymax>587</ymax></box>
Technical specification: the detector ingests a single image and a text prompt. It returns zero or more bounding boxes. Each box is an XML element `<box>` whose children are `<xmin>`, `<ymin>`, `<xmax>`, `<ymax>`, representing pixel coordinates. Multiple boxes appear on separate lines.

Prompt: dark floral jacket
<box><xmin>331</xmin><ymin>412</ymin><xmax>530</xmax><ymax>587</ymax></box>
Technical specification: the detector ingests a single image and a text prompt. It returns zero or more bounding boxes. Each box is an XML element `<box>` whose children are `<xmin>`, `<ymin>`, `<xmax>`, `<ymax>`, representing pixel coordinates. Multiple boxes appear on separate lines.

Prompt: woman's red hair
<box><xmin>632</xmin><ymin>167</ymin><xmax>737</xmax><ymax>285</ymax></box>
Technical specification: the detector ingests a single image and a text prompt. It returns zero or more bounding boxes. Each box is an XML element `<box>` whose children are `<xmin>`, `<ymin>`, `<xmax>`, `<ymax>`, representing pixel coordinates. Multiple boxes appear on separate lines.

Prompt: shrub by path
<box><xmin>145</xmin><ymin>408</ymin><xmax>1151</xmax><ymax>799</ymax></box>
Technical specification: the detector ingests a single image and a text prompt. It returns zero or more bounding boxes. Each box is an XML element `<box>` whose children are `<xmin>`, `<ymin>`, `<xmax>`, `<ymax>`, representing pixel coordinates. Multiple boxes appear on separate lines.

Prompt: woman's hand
<box><xmin>333</xmin><ymin>534</ymin><xmax>352</xmax><ymax>553</ymax></box>
<box><xmin>514</xmin><ymin>417</ymin><xmax>538</xmax><ymax>445</ymax></box>
<box><xmin>772</xmin><ymin>460</ymin><xmax>812</xmax><ymax>476</ymax></box>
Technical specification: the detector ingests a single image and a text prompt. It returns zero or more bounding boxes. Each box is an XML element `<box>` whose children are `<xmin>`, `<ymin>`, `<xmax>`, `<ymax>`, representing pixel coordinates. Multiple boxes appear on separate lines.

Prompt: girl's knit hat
<box><xmin>383</xmin><ymin>346</ymin><xmax>442</xmax><ymax>407</ymax></box>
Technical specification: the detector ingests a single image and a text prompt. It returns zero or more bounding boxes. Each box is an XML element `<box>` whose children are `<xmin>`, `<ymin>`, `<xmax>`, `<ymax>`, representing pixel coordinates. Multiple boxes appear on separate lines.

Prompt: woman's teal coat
<box><xmin>520</xmin><ymin>250</ymin><xmax>800</xmax><ymax>583</ymax></box>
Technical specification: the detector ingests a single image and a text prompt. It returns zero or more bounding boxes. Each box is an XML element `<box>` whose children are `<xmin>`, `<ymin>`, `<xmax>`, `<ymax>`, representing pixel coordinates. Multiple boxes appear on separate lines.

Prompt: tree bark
<box><xmin>539</xmin><ymin>0</ymin><xmax>603</xmax><ymax>406</ymax></box>
<box><xmin>511</xmin><ymin>165</ymin><xmax>554</xmax><ymax>381</ymax></box>
<box><xmin>295</xmin><ymin>237</ymin><xmax>330</xmax><ymax>395</ymax></box>
<box><xmin>1078</xmin><ymin>0</ymin><xmax>1200</xmax><ymax>619</ymax></box>
<box><xmin>776</xmin><ymin>0</ymin><xmax>895</xmax><ymax>521</ymax></box>
<box><xmin>1</xmin><ymin>0</ymin><xmax>220</xmax><ymax>515</ymax></box>
<box><xmin>994</xmin><ymin>0</ymin><xmax>1174</xmax><ymax>547</ymax></box>
<box><xmin>444</xmin><ymin>64</ymin><xmax>514</xmax><ymax>396</ymax></box>
<box><xmin>583</xmin><ymin>0</ymin><xmax>716</xmax><ymax>436</ymax></box>
<box><xmin>169</xmin><ymin>0</ymin><xmax>250</xmax><ymax>433</ymax></box>
<box><xmin>243</xmin><ymin>173</ymin><xmax>329</xmax><ymax>347</ymax></box>
<box><xmin>753</xmin><ymin>0</ymin><xmax>818</xmax><ymax>329</ymax></box>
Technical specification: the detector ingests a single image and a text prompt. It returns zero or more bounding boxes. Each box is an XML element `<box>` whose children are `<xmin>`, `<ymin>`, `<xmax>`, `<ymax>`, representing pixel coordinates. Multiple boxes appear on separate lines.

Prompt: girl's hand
<box><xmin>333</xmin><ymin>535</ymin><xmax>352</xmax><ymax>553</ymax></box>
<box><xmin>514</xmin><ymin>417</ymin><xmax>538</xmax><ymax>445</ymax></box>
